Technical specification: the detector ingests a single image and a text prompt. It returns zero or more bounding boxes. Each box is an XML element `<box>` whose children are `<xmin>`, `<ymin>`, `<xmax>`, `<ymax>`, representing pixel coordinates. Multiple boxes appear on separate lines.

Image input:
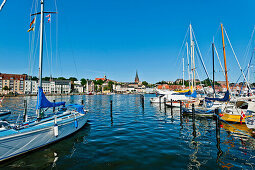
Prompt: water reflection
<box><xmin>1</xmin><ymin>94</ymin><xmax>255</xmax><ymax>169</ymax></box>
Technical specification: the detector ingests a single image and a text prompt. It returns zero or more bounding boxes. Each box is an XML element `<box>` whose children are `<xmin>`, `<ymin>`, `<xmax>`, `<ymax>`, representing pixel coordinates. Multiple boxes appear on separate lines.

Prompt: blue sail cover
<box><xmin>67</xmin><ymin>104</ymin><xmax>85</xmax><ymax>114</ymax></box>
<box><xmin>205</xmin><ymin>90</ymin><xmax>229</xmax><ymax>102</ymax></box>
<box><xmin>185</xmin><ymin>91</ymin><xmax>197</xmax><ymax>98</ymax></box>
<box><xmin>36</xmin><ymin>87</ymin><xmax>65</xmax><ymax>109</ymax></box>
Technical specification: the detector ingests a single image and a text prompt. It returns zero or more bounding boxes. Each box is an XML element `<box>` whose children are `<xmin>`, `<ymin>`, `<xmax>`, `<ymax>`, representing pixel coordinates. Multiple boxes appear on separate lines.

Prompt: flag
<box><xmin>46</xmin><ymin>14</ymin><xmax>51</xmax><ymax>23</ymax></box>
<box><xmin>27</xmin><ymin>27</ymin><xmax>35</xmax><ymax>32</ymax></box>
<box><xmin>30</xmin><ymin>18</ymin><xmax>36</xmax><ymax>28</ymax></box>
<box><xmin>240</xmin><ymin>110</ymin><xmax>246</xmax><ymax>124</ymax></box>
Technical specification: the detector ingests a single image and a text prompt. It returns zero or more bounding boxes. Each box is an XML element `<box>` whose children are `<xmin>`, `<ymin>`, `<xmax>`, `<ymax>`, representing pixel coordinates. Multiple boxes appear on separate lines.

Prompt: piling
<box><xmin>159</xmin><ymin>96</ymin><xmax>162</xmax><ymax>110</ymax></box>
<box><xmin>110</xmin><ymin>100</ymin><xmax>113</xmax><ymax>115</ymax></box>
<box><xmin>164</xmin><ymin>98</ymin><xmax>166</xmax><ymax>113</ymax></box>
<box><xmin>81</xmin><ymin>99</ymin><xmax>84</xmax><ymax>105</ymax></box>
<box><xmin>215</xmin><ymin>108</ymin><xmax>220</xmax><ymax>139</ymax></box>
<box><xmin>192</xmin><ymin>104</ymin><xmax>195</xmax><ymax>123</ymax></box>
<box><xmin>23</xmin><ymin>100</ymin><xmax>27</xmax><ymax>122</ymax></box>
<box><xmin>171</xmin><ymin>99</ymin><xmax>173</xmax><ymax>115</ymax></box>
<box><xmin>179</xmin><ymin>100</ymin><xmax>182</xmax><ymax>116</ymax></box>
<box><xmin>215</xmin><ymin>108</ymin><xmax>223</xmax><ymax>159</ymax></box>
<box><xmin>141</xmin><ymin>95</ymin><xmax>144</xmax><ymax>109</ymax></box>
<box><xmin>53</xmin><ymin>100</ymin><xmax>56</xmax><ymax>113</ymax></box>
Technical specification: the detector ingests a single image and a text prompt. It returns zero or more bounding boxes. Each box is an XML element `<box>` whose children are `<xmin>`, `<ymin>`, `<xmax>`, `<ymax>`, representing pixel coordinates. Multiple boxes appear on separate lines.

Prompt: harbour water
<box><xmin>0</xmin><ymin>94</ymin><xmax>255</xmax><ymax>169</ymax></box>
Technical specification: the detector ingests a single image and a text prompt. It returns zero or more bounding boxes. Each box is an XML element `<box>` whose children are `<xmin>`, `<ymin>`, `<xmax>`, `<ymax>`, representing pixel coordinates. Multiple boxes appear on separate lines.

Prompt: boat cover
<box><xmin>36</xmin><ymin>87</ymin><xmax>65</xmax><ymax>109</ymax></box>
<box><xmin>185</xmin><ymin>90</ymin><xmax>197</xmax><ymax>98</ymax></box>
<box><xmin>67</xmin><ymin>104</ymin><xmax>85</xmax><ymax>114</ymax></box>
<box><xmin>205</xmin><ymin>90</ymin><xmax>229</xmax><ymax>102</ymax></box>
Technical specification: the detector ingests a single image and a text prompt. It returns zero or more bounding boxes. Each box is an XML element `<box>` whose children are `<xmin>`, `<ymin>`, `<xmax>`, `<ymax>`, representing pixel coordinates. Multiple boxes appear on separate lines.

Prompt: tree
<box><xmin>3</xmin><ymin>86</ymin><xmax>11</xmax><ymax>94</ymax></box>
<box><xmin>69</xmin><ymin>77</ymin><xmax>78</xmax><ymax>82</ymax></box>
<box><xmin>42</xmin><ymin>77</ymin><xmax>51</xmax><ymax>81</ymax></box>
<box><xmin>57</xmin><ymin>77</ymin><xmax>66</xmax><ymax>80</ymax></box>
<box><xmin>107</xmin><ymin>81</ymin><xmax>114</xmax><ymax>92</ymax></box>
<box><xmin>3</xmin><ymin>86</ymin><xmax>10</xmax><ymax>91</ymax></box>
<box><xmin>81</xmin><ymin>78</ymin><xmax>87</xmax><ymax>86</ymax></box>
<box><xmin>142</xmin><ymin>81</ymin><xmax>148</xmax><ymax>87</ymax></box>
<box><xmin>31</xmin><ymin>76</ymin><xmax>39</xmax><ymax>81</ymax></box>
<box><xmin>156</xmin><ymin>81</ymin><xmax>168</xmax><ymax>84</ymax></box>
<box><xmin>96</xmin><ymin>79</ymin><xmax>104</xmax><ymax>85</ymax></box>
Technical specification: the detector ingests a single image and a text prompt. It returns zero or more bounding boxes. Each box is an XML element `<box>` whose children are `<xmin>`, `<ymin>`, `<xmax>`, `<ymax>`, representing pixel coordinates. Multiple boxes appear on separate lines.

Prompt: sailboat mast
<box><xmin>220</xmin><ymin>24</ymin><xmax>229</xmax><ymax>91</ymax></box>
<box><xmin>189</xmin><ymin>24</ymin><xmax>194</xmax><ymax>91</ymax></box>
<box><xmin>212</xmin><ymin>42</ymin><xmax>215</xmax><ymax>96</ymax></box>
<box><xmin>38</xmin><ymin>0</ymin><xmax>44</xmax><ymax>88</ymax></box>
<box><xmin>182</xmin><ymin>57</ymin><xmax>184</xmax><ymax>89</ymax></box>
<box><xmin>186</xmin><ymin>42</ymin><xmax>190</xmax><ymax>89</ymax></box>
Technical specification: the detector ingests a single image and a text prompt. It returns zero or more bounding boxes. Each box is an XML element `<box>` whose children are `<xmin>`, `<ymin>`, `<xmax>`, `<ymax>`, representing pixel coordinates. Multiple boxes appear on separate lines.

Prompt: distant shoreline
<box><xmin>0</xmin><ymin>92</ymin><xmax>153</xmax><ymax>98</ymax></box>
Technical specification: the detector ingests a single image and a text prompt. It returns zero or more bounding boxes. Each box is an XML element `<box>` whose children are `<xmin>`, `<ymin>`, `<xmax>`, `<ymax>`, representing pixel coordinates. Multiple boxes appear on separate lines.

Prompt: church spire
<box><xmin>135</xmin><ymin>70</ymin><xmax>139</xmax><ymax>83</ymax></box>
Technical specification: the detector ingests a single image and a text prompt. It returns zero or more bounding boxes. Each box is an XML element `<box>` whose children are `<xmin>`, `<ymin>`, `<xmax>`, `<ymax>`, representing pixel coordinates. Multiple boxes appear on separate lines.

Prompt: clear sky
<box><xmin>0</xmin><ymin>0</ymin><xmax>255</xmax><ymax>83</ymax></box>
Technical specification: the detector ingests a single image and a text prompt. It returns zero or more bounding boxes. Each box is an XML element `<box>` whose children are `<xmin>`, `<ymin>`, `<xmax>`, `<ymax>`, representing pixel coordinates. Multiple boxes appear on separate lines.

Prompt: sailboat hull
<box><xmin>0</xmin><ymin>113</ymin><xmax>89</xmax><ymax>162</ymax></box>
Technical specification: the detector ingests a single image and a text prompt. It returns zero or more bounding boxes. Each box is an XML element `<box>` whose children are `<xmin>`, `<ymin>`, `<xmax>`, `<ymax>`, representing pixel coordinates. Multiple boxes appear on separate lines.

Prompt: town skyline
<box><xmin>0</xmin><ymin>0</ymin><xmax>255</xmax><ymax>83</ymax></box>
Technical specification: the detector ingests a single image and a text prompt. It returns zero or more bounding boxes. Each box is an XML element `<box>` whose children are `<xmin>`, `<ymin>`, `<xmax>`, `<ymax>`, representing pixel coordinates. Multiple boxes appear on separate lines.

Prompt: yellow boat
<box><xmin>220</xmin><ymin>113</ymin><xmax>252</xmax><ymax>124</ymax></box>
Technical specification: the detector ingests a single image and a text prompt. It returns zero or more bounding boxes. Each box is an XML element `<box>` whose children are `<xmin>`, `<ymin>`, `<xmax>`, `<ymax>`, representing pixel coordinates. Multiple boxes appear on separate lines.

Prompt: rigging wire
<box><xmin>223</xmin><ymin>26</ymin><xmax>251</xmax><ymax>90</ymax></box>
<box><xmin>192</xmin><ymin>27</ymin><xmax>212</xmax><ymax>86</ymax></box>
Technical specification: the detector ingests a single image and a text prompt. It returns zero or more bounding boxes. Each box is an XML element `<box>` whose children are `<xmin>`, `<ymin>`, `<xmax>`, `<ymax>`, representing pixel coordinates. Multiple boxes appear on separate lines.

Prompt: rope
<box><xmin>214</xmin><ymin>45</ymin><xmax>225</xmax><ymax>77</ymax></box>
<box><xmin>192</xmin><ymin>28</ymin><xmax>212</xmax><ymax>87</ymax></box>
<box><xmin>223</xmin><ymin>26</ymin><xmax>251</xmax><ymax>90</ymax></box>
<box><xmin>175</xmin><ymin>27</ymin><xmax>189</xmax><ymax>69</ymax></box>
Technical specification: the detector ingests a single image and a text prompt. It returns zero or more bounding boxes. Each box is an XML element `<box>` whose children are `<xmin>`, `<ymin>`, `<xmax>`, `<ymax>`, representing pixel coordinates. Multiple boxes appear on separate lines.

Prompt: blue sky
<box><xmin>0</xmin><ymin>0</ymin><xmax>255</xmax><ymax>83</ymax></box>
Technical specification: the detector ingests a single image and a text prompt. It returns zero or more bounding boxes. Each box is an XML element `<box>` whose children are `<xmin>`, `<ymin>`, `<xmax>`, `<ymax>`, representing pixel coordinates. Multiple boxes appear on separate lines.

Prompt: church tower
<box><xmin>135</xmin><ymin>70</ymin><xmax>139</xmax><ymax>83</ymax></box>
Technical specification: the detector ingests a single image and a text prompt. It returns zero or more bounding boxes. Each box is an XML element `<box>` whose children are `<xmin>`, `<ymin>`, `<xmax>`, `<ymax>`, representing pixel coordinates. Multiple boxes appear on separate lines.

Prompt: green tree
<box><xmin>97</xmin><ymin>79</ymin><xmax>104</xmax><ymax>85</ymax></box>
<box><xmin>3</xmin><ymin>86</ymin><xmax>10</xmax><ymax>91</ymax></box>
<box><xmin>81</xmin><ymin>78</ymin><xmax>87</xmax><ymax>86</ymax></box>
<box><xmin>69</xmin><ymin>77</ymin><xmax>78</xmax><ymax>82</ymax></box>
<box><xmin>142</xmin><ymin>81</ymin><xmax>148</xmax><ymax>87</ymax></box>
<box><xmin>31</xmin><ymin>76</ymin><xmax>38</xmax><ymax>81</ymax></box>
<box><xmin>108</xmin><ymin>81</ymin><xmax>114</xmax><ymax>92</ymax></box>
<box><xmin>57</xmin><ymin>77</ymin><xmax>66</xmax><ymax>80</ymax></box>
<box><xmin>42</xmin><ymin>77</ymin><xmax>51</xmax><ymax>81</ymax></box>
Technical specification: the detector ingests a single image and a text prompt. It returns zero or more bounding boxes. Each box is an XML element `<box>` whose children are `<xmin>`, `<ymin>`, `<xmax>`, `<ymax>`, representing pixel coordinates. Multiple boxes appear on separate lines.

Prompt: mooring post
<box><xmin>53</xmin><ymin>100</ymin><xmax>56</xmax><ymax>113</ymax></box>
<box><xmin>110</xmin><ymin>100</ymin><xmax>113</xmax><ymax>115</ymax></box>
<box><xmin>215</xmin><ymin>108</ymin><xmax>220</xmax><ymax>139</ymax></box>
<box><xmin>180</xmin><ymin>100</ymin><xmax>182</xmax><ymax>116</ymax></box>
<box><xmin>81</xmin><ymin>99</ymin><xmax>84</xmax><ymax>105</ymax></box>
<box><xmin>171</xmin><ymin>99</ymin><xmax>173</xmax><ymax>114</ymax></box>
<box><xmin>141</xmin><ymin>95</ymin><xmax>144</xmax><ymax>109</ymax></box>
<box><xmin>164</xmin><ymin>98</ymin><xmax>166</xmax><ymax>113</ymax></box>
<box><xmin>192</xmin><ymin>103</ymin><xmax>195</xmax><ymax>123</ymax></box>
<box><xmin>159</xmin><ymin>96</ymin><xmax>162</xmax><ymax>110</ymax></box>
<box><xmin>23</xmin><ymin>100</ymin><xmax>27</xmax><ymax>122</ymax></box>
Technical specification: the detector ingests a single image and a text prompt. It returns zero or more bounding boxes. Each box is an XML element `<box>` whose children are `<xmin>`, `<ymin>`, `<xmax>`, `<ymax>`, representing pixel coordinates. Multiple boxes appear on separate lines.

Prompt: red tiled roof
<box><xmin>95</xmin><ymin>78</ymin><xmax>106</xmax><ymax>81</ymax></box>
<box><xmin>0</xmin><ymin>73</ymin><xmax>26</xmax><ymax>80</ymax></box>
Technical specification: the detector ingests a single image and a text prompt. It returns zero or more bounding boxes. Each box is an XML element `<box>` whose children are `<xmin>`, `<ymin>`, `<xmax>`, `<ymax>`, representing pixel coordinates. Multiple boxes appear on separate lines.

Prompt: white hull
<box><xmin>0</xmin><ymin>112</ymin><xmax>89</xmax><ymax>161</ymax></box>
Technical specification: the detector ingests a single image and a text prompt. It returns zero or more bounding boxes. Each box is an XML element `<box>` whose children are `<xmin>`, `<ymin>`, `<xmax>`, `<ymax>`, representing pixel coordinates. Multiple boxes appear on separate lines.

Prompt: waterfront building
<box><xmin>0</xmin><ymin>73</ymin><xmax>27</xmax><ymax>94</ymax></box>
<box><xmin>24</xmin><ymin>80</ymin><xmax>71</xmax><ymax>94</ymax></box>
<box><xmin>86</xmin><ymin>80</ymin><xmax>95</xmax><ymax>93</ymax></box>
<box><xmin>73</xmin><ymin>84</ymin><xmax>84</xmax><ymax>93</ymax></box>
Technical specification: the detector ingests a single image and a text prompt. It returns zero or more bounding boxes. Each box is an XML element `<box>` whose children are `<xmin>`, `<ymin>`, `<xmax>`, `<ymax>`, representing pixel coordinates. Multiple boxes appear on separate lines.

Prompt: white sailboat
<box><xmin>0</xmin><ymin>0</ymin><xmax>90</xmax><ymax>161</ymax></box>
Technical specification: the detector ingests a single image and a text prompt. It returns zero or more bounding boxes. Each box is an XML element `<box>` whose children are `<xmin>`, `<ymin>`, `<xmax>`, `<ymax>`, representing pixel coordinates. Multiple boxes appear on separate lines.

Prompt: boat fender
<box><xmin>219</xmin><ymin>114</ymin><xmax>223</xmax><ymax>117</ymax></box>
<box><xmin>74</xmin><ymin>119</ymin><xmax>78</xmax><ymax>129</ymax></box>
<box><xmin>220</xmin><ymin>124</ymin><xmax>223</xmax><ymax>128</ymax></box>
<box><xmin>54</xmin><ymin>124</ymin><xmax>58</xmax><ymax>137</ymax></box>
